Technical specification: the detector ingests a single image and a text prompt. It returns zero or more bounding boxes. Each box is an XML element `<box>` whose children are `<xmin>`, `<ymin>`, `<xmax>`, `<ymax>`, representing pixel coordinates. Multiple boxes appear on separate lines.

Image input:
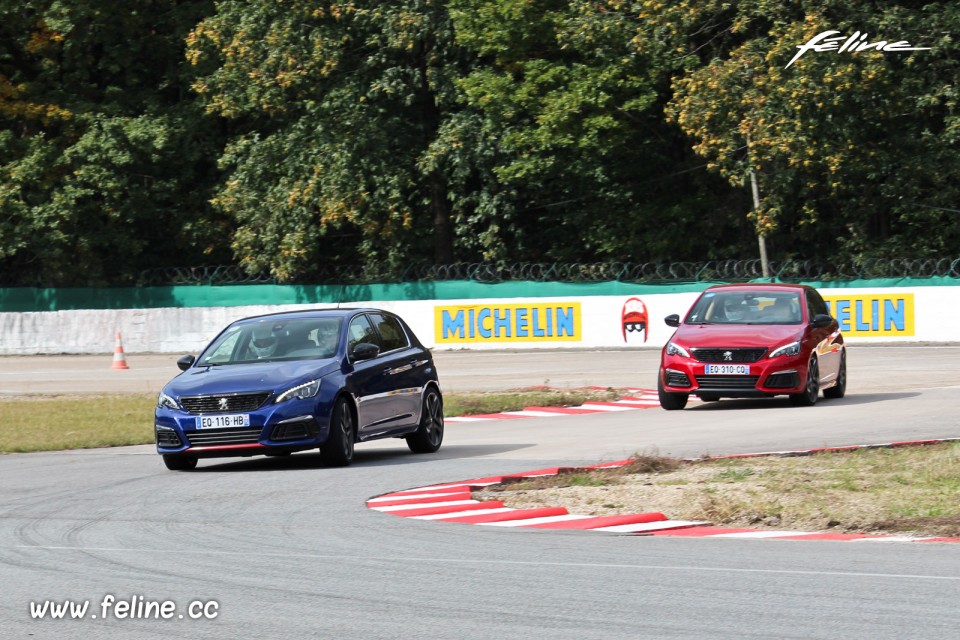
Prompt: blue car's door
<box><xmin>367</xmin><ymin>312</ymin><xmax>422</xmax><ymax>429</ymax></box>
<box><xmin>347</xmin><ymin>313</ymin><xmax>419</xmax><ymax>438</ymax></box>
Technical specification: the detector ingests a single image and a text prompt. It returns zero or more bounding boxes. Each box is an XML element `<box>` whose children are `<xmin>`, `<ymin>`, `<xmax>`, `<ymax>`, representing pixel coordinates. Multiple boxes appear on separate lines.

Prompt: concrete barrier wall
<box><xmin>0</xmin><ymin>280</ymin><xmax>950</xmax><ymax>354</ymax></box>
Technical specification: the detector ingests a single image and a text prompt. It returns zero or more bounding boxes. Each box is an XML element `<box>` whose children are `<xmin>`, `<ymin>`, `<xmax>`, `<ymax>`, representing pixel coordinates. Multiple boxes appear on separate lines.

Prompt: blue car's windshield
<box><xmin>197</xmin><ymin>318</ymin><xmax>343</xmax><ymax>366</ymax></box>
<box><xmin>686</xmin><ymin>291</ymin><xmax>803</xmax><ymax>325</ymax></box>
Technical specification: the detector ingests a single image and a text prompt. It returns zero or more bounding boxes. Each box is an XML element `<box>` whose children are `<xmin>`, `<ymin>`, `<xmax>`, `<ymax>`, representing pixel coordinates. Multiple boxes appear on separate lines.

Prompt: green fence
<box><xmin>1</xmin><ymin>277</ymin><xmax>956</xmax><ymax>313</ymax></box>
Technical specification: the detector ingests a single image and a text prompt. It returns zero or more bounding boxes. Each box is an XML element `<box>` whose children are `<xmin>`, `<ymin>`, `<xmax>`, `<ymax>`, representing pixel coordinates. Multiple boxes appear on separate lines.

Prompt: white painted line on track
<box><xmin>850</xmin><ymin>536</ymin><xmax>938</xmax><ymax>543</ymax></box>
<box><xmin>371</xmin><ymin>500</ymin><xmax>479</xmax><ymax>512</ymax></box>
<box><xmin>411</xmin><ymin>508</ymin><xmax>516</xmax><ymax>520</ymax></box>
<box><xmin>500</xmin><ymin>410</ymin><xmax>564</xmax><ymax>417</ymax></box>
<box><xmin>367</xmin><ymin>491</ymin><xmax>466</xmax><ymax>503</ymax></box>
<box><xmin>708</xmin><ymin>531</ymin><xmax>822</xmax><ymax>539</ymax></box>
<box><xmin>13</xmin><ymin>545</ymin><xmax>960</xmax><ymax>581</ymax></box>
<box><xmin>481</xmin><ymin>514</ymin><xmax>594</xmax><ymax>527</ymax></box>
<box><xmin>592</xmin><ymin>520</ymin><xmax>708</xmax><ymax>533</ymax></box>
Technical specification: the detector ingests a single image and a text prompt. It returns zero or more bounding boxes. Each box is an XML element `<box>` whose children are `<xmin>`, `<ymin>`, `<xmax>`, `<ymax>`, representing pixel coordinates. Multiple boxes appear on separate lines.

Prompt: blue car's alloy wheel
<box><xmin>406</xmin><ymin>388</ymin><xmax>443</xmax><ymax>454</ymax></box>
<box><xmin>321</xmin><ymin>397</ymin><xmax>355</xmax><ymax>467</ymax></box>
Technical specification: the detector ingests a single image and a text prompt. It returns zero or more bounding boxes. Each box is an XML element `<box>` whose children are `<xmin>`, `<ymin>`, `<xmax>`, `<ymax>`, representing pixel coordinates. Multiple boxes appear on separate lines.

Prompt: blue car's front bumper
<box><xmin>155</xmin><ymin>397</ymin><xmax>333</xmax><ymax>458</ymax></box>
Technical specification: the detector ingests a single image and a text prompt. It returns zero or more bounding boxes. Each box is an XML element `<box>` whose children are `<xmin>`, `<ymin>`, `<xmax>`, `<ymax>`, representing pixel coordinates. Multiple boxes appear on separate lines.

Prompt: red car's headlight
<box><xmin>769</xmin><ymin>341</ymin><xmax>801</xmax><ymax>358</ymax></box>
<box><xmin>665</xmin><ymin>341</ymin><xmax>690</xmax><ymax>358</ymax></box>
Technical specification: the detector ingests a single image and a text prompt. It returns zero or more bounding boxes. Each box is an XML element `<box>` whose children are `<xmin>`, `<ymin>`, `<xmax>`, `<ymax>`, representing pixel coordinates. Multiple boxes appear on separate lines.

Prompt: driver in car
<box><xmin>249</xmin><ymin>324</ymin><xmax>278</xmax><ymax>359</ymax></box>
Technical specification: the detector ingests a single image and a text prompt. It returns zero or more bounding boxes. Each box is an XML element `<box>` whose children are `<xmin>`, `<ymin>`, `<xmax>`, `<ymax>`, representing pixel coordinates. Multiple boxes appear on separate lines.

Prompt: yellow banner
<box><xmin>434</xmin><ymin>303</ymin><xmax>582</xmax><ymax>343</ymax></box>
<box><xmin>822</xmin><ymin>293</ymin><xmax>915</xmax><ymax>337</ymax></box>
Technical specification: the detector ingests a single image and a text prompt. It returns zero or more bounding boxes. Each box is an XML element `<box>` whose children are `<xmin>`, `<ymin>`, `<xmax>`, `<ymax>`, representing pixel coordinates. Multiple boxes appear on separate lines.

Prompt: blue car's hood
<box><xmin>164</xmin><ymin>359</ymin><xmax>340</xmax><ymax>397</ymax></box>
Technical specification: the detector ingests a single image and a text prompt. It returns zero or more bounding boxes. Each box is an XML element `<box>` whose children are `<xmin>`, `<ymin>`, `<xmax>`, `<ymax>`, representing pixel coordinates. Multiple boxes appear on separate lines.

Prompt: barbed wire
<box><xmin>137</xmin><ymin>258</ymin><xmax>960</xmax><ymax>286</ymax></box>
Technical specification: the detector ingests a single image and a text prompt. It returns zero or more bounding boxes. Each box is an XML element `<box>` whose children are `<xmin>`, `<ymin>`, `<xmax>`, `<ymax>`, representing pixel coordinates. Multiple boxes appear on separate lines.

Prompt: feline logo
<box><xmin>786</xmin><ymin>30</ymin><xmax>930</xmax><ymax>69</ymax></box>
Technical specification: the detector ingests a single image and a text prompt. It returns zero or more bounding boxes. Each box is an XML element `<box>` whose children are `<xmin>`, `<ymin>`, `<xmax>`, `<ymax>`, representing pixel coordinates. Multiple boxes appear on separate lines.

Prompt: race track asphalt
<box><xmin>2</xmin><ymin>347</ymin><xmax>960</xmax><ymax>639</ymax></box>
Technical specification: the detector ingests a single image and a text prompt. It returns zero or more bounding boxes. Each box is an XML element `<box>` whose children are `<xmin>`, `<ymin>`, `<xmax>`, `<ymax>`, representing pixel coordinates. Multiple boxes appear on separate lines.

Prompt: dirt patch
<box><xmin>476</xmin><ymin>445</ymin><xmax>960</xmax><ymax>538</ymax></box>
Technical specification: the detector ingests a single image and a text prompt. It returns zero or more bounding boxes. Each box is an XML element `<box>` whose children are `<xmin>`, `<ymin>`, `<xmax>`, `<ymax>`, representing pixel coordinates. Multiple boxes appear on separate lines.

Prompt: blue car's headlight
<box><xmin>769</xmin><ymin>341</ymin><xmax>801</xmax><ymax>358</ymax></box>
<box><xmin>276</xmin><ymin>379</ymin><xmax>322</xmax><ymax>403</ymax></box>
<box><xmin>157</xmin><ymin>392</ymin><xmax>179</xmax><ymax>410</ymax></box>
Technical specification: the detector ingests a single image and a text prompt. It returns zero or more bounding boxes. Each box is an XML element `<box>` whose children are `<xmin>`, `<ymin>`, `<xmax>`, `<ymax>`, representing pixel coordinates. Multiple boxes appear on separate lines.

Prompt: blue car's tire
<box><xmin>163</xmin><ymin>454</ymin><xmax>197</xmax><ymax>471</ymax></box>
<box><xmin>321</xmin><ymin>397</ymin><xmax>355</xmax><ymax>467</ymax></box>
<box><xmin>406</xmin><ymin>388</ymin><xmax>444</xmax><ymax>454</ymax></box>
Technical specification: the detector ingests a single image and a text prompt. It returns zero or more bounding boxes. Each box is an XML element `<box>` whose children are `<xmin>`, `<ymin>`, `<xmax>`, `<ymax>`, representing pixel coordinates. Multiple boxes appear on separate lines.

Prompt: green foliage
<box><xmin>0</xmin><ymin>0</ymin><xmax>228</xmax><ymax>286</ymax></box>
<box><xmin>188</xmin><ymin>0</ymin><xmax>475</xmax><ymax>281</ymax></box>
<box><xmin>449</xmin><ymin>0</ymin><xmax>753</xmax><ymax>263</ymax></box>
<box><xmin>648</xmin><ymin>0</ymin><xmax>960</xmax><ymax>260</ymax></box>
<box><xmin>2</xmin><ymin>1</ymin><xmax>959</xmax><ymax>285</ymax></box>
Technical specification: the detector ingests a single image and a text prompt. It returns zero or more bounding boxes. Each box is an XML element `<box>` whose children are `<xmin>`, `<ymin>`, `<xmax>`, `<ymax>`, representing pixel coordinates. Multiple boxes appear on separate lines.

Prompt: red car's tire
<box><xmin>658</xmin><ymin>373</ymin><xmax>688</xmax><ymax>410</ymax></box>
<box><xmin>789</xmin><ymin>356</ymin><xmax>820</xmax><ymax>406</ymax></box>
<box><xmin>823</xmin><ymin>351</ymin><xmax>847</xmax><ymax>399</ymax></box>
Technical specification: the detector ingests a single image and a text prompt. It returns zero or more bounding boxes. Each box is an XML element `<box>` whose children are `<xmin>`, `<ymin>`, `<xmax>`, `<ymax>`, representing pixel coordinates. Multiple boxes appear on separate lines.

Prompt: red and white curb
<box><xmin>445</xmin><ymin>387</ymin><xmax>697</xmax><ymax>423</ymax></box>
<box><xmin>368</xmin><ymin>439</ymin><xmax>960</xmax><ymax>543</ymax></box>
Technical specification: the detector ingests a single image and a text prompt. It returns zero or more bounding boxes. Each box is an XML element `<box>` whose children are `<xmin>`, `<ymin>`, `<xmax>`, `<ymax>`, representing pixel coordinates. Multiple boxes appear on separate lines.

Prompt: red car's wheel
<box><xmin>823</xmin><ymin>351</ymin><xmax>846</xmax><ymax>399</ymax></box>
<box><xmin>790</xmin><ymin>356</ymin><xmax>820</xmax><ymax>406</ymax></box>
<box><xmin>658</xmin><ymin>373</ymin><xmax>688</xmax><ymax>410</ymax></box>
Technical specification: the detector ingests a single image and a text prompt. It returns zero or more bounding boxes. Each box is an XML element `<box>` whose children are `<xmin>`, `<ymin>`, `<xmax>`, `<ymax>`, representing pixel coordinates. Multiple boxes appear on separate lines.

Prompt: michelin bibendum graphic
<box><xmin>621</xmin><ymin>297</ymin><xmax>648</xmax><ymax>344</ymax></box>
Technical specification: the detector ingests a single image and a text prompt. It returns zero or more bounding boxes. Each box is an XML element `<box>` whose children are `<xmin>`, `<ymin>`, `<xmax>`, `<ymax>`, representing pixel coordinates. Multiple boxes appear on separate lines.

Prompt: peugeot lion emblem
<box><xmin>218</xmin><ymin>397</ymin><xmax>229</xmax><ymax>411</ymax></box>
<box><xmin>723</xmin><ymin>351</ymin><xmax>733</xmax><ymax>361</ymax></box>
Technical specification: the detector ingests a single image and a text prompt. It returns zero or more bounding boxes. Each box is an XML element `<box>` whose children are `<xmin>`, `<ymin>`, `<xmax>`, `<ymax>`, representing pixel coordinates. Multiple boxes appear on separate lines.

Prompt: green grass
<box><xmin>442</xmin><ymin>387</ymin><xmax>620</xmax><ymax>417</ymax></box>
<box><xmin>0</xmin><ymin>395</ymin><xmax>158</xmax><ymax>453</ymax></box>
<box><xmin>0</xmin><ymin>387</ymin><xmax>622</xmax><ymax>453</ymax></box>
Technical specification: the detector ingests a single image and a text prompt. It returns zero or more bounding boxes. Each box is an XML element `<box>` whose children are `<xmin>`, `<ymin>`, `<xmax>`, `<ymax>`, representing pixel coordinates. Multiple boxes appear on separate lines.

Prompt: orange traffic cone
<box><xmin>111</xmin><ymin>331</ymin><xmax>130</xmax><ymax>370</ymax></box>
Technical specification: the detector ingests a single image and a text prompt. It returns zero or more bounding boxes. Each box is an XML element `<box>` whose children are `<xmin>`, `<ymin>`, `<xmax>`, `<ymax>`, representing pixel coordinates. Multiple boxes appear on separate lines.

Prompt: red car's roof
<box><xmin>704</xmin><ymin>283</ymin><xmax>810</xmax><ymax>292</ymax></box>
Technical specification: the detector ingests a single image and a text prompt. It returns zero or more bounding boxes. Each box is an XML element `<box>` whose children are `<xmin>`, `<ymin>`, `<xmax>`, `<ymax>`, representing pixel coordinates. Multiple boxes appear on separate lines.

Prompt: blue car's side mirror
<box><xmin>352</xmin><ymin>343</ymin><xmax>380</xmax><ymax>361</ymax></box>
<box><xmin>177</xmin><ymin>355</ymin><xmax>195</xmax><ymax>371</ymax></box>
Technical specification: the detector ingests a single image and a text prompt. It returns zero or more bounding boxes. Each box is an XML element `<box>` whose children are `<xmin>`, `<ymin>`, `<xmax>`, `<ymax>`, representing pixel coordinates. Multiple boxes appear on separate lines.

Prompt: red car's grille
<box><xmin>691</xmin><ymin>348</ymin><xmax>767</xmax><ymax>363</ymax></box>
<box><xmin>695</xmin><ymin>375</ymin><xmax>760</xmax><ymax>390</ymax></box>
<box><xmin>180</xmin><ymin>393</ymin><xmax>271</xmax><ymax>414</ymax></box>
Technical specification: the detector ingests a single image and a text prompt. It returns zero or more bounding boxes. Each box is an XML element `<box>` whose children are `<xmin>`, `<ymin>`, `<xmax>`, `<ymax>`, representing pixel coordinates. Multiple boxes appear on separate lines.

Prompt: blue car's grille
<box><xmin>180</xmin><ymin>393</ymin><xmax>271</xmax><ymax>414</ymax></box>
<box><xmin>186</xmin><ymin>427</ymin><xmax>262</xmax><ymax>447</ymax></box>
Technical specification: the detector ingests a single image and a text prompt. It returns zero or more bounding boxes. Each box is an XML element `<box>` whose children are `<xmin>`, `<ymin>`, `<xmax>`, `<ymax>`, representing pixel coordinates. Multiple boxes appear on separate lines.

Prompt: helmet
<box><xmin>250</xmin><ymin>324</ymin><xmax>278</xmax><ymax>358</ymax></box>
<box><xmin>723</xmin><ymin>297</ymin><xmax>745</xmax><ymax>322</ymax></box>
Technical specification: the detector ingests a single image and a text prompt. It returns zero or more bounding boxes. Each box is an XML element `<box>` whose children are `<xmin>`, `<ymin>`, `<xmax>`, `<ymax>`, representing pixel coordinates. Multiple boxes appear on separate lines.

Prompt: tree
<box><xmin>188</xmin><ymin>0</ymin><xmax>479</xmax><ymax>281</ymax></box>
<box><xmin>645</xmin><ymin>0</ymin><xmax>960</xmax><ymax>262</ymax></box>
<box><xmin>0</xmin><ymin>0</ymin><xmax>227</xmax><ymax>287</ymax></box>
<box><xmin>448</xmin><ymin>0</ymin><xmax>754</xmax><ymax>263</ymax></box>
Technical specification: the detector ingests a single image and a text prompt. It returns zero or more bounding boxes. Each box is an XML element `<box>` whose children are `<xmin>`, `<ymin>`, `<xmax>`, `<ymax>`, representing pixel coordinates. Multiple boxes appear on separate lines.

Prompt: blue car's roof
<box><xmin>231</xmin><ymin>308</ymin><xmax>385</xmax><ymax>324</ymax></box>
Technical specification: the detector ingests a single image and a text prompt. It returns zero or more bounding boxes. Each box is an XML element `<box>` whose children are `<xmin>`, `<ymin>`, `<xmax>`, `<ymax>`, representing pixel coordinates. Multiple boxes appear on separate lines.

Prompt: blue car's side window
<box><xmin>348</xmin><ymin>315</ymin><xmax>379</xmax><ymax>355</ymax></box>
<box><xmin>368</xmin><ymin>313</ymin><xmax>408</xmax><ymax>353</ymax></box>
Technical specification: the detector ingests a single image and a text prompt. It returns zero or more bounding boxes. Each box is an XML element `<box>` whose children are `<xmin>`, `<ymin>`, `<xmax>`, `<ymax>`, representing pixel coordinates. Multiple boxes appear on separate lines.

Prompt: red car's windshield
<box><xmin>686</xmin><ymin>290</ymin><xmax>803</xmax><ymax>325</ymax></box>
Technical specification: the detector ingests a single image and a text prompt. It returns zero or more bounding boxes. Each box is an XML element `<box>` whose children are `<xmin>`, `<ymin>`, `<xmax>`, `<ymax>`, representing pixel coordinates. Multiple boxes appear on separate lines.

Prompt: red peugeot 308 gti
<box><xmin>658</xmin><ymin>284</ymin><xmax>846</xmax><ymax>410</ymax></box>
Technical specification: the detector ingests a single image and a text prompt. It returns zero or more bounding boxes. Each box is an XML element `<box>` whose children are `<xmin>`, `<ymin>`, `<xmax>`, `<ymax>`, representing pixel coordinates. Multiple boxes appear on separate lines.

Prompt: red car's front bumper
<box><xmin>661</xmin><ymin>351</ymin><xmax>810</xmax><ymax>397</ymax></box>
